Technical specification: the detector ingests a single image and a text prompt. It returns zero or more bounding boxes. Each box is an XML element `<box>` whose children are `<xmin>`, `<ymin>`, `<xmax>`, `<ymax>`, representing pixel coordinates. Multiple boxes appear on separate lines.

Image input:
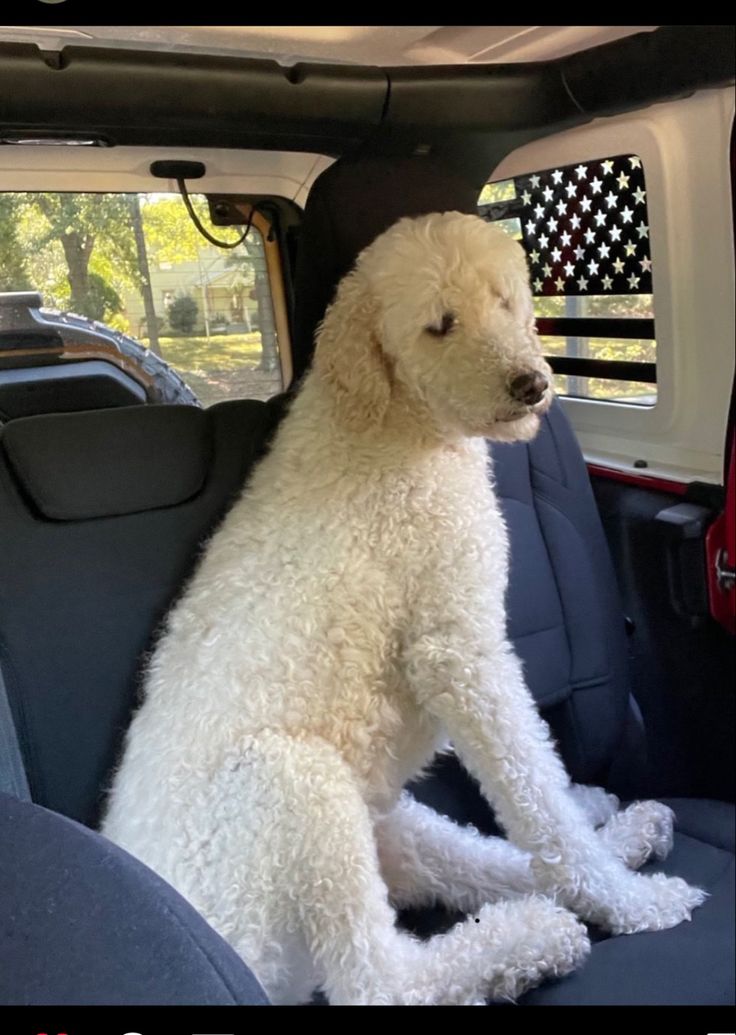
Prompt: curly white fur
<box><xmin>103</xmin><ymin>212</ymin><xmax>704</xmax><ymax>1005</ymax></box>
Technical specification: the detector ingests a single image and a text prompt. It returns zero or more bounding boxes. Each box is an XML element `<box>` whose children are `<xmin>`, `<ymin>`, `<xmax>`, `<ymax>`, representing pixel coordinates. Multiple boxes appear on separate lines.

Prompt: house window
<box><xmin>479</xmin><ymin>155</ymin><xmax>656</xmax><ymax>406</ymax></box>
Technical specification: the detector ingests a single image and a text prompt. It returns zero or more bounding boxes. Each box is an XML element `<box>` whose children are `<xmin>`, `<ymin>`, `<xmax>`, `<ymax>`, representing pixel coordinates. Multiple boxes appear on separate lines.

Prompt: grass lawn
<box><xmin>139</xmin><ymin>331</ymin><xmax>281</xmax><ymax>405</ymax></box>
<box><xmin>141</xmin><ymin>332</ymin><xmax>264</xmax><ymax>373</ymax></box>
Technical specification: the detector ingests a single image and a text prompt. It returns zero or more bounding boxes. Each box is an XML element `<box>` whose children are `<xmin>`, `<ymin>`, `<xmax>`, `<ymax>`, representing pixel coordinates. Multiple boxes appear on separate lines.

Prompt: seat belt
<box><xmin>0</xmin><ymin>665</ymin><xmax>31</xmax><ymax>800</ymax></box>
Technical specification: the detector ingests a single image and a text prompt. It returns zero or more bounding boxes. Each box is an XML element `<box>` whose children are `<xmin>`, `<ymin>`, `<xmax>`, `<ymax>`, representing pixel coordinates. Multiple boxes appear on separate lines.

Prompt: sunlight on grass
<box><xmin>140</xmin><ymin>332</ymin><xmax>263</xmax><ymax>373</ymax></box>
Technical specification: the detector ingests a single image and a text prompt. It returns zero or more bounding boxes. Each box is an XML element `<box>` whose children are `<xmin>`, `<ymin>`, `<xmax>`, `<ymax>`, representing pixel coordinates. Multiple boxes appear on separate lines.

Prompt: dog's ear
<box><xmin>313</xmin><ymin>270</ymin><xmax>392</xmax><ymax>432</ymax></box>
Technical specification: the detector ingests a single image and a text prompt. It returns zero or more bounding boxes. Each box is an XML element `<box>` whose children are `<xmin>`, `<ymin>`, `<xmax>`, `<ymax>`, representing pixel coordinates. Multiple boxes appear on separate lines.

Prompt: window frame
<box><xmin>485</xmin><ymin>88</ymin><xmax>735</xmax><ymax>484</ymax></box>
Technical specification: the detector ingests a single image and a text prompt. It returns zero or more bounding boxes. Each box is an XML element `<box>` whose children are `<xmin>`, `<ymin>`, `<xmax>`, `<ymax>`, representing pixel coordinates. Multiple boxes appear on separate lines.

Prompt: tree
<box><xmin>168</xmin><ymin>294</ymin><xmax>198</xmax><ymax>334</ymax></box>
<box><xmin>0</xmin><ymin>195</ymin><xmax>33</xmax><ymax>292</ymax></box>
<box><xmin>128</xmin><ymin>194</ymin><xmax>161</xmax><ymax>355</ymax></box>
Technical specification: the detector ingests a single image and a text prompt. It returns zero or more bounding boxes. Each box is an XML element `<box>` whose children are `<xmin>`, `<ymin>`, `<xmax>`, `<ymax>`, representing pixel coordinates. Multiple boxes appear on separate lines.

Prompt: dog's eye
<box><xmin>500</xmin><ymin>297</ymin><xmax>512</xmax><ymax>311</ymax></box>
<box><xmin>426</xmin><ymin>312</ymin><xmax>456</xmax><ymax>337</ymax></box>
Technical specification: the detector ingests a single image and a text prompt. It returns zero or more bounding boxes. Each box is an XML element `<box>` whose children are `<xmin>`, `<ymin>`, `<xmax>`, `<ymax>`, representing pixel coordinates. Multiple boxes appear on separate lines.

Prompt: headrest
<box><xmin>291</xmin><ymin>156</ymin><xmax>480</xmax><ymax>379</ymax></box>
<box><xmin>2</xmin><ymin>405</ymin><xmax>209</xmax><ymax>521</ymax></box>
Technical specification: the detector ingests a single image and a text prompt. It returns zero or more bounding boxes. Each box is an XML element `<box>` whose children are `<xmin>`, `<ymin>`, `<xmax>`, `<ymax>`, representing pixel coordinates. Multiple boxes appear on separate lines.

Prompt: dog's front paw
<box><xmin>597</xmin><ymin>800</ymin><xmax>675</xmax><ymax>869</ymax></box>
<box><xmin>585</xmin><ymin>871</ymin><xmax>707</xmax><ymax>935</ymax></box>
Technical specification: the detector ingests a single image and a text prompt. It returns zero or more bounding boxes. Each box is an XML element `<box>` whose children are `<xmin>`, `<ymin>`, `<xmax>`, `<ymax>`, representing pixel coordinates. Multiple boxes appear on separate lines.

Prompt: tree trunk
<box><xmin>60</xmin><ymin>232</ymin><xmax>93</xmax><ymax>316</ymax></box>
<box><xmin>128</xmin><ymin>195</ymin><xmax>161</xmax><ymax>357</ymax></box>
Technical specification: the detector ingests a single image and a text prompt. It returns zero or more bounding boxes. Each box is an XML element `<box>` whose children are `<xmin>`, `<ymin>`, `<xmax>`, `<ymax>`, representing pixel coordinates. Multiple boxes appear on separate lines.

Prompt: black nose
<box><xmin>509</xmin><ymin>371</ymin><xmax>549</xmax><ymax>406</ymax></box>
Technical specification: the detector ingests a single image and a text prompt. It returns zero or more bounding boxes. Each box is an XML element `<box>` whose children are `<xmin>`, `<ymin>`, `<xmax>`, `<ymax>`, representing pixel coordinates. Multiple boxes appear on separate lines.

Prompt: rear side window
<box><xmin>0</xmin><ymin>191</ymin><xmax>287</xmax><ymax>406</ymax></box>
<box><xmin>479</xmin><ymin>155</ymin><xmax>655</xmax><ymax>406</ymax></box>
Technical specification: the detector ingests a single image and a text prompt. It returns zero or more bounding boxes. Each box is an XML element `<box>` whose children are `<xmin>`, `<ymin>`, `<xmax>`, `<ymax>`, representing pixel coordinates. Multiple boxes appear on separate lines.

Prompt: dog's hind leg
<box><xmin>281</xmin><ymin>737</ymin><xmax>589</xmax><ymax>1005</ymax></box>
<box><xmin>375</xmin><ymin>789</ymin><xmax>674</xmax><ymax>918</ymax></box>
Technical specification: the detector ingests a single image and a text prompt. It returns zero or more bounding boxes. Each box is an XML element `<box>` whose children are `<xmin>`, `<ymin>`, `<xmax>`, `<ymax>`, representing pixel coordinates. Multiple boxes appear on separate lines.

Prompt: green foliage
<box><xmin>85</xmin><ymin>271</ymin><xmax>124</xmax><ymax>323</ymax></box>
<box><xmin>0</xmin><ymin>195</ymin><xmax>33</xmax><ymax>291</ymax></box>
<box><xmin>167</xmin><ymin>294</ymin><xmax>199</xmax><ymax>334</ymax></box>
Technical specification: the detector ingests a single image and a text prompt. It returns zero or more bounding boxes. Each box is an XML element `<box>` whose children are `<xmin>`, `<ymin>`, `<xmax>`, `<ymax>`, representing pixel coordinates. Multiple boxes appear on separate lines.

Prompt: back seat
<box><xmin>0</xmin><ymin>397</ymin><xmax>733</xmax><ymax>1004</ymax></box>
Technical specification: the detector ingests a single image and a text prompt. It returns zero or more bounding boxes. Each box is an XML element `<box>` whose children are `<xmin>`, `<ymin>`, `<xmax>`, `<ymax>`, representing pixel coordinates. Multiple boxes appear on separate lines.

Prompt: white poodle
<box><xmin>103</xmin><ymin>212</ymin><xmax>705</xmax><ymax>1006</ymax></box>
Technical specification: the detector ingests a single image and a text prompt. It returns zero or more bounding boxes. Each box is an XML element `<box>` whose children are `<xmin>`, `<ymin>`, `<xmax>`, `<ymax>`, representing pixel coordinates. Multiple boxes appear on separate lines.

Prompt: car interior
<box><xmin>0</xmin><ymin>24</ymin><xmax>734</xmax><ymax>1008</ymax></box>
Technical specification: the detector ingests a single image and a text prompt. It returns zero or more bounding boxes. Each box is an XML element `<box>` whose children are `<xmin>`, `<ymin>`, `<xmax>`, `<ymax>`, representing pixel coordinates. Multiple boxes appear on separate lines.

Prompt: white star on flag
<box><xmin>506</xmin><ymin>151</ymin><xmax>652</xmax><ymax>298</ymax></box>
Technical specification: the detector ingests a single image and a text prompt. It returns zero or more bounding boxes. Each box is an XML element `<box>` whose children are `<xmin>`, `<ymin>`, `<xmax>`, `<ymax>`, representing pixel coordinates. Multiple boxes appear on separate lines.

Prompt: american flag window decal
<box><xmin>479</xmin><ymin>154</ymin><xmax>657</xmax><ymax>407</ymax></box>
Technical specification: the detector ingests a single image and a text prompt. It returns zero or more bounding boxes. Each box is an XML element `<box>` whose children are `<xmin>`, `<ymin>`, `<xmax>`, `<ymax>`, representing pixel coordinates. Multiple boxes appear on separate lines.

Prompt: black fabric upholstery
<box><xmin>3</xmin><ymin>405</ymin><xmax>209</xmax><ymax>521</ymax></box>
<box><xmin>0</xmin><ymin>400</ymin><xmax>280</xmax><ymax>827</ymax></box>
<box><xmin>520</xmin><ymin>799</ymin><xmax>735</xmax><ymax>1005</ymax></box>
<box><xmin>0</xmin><ymin>792</ymin><xmax>269</xmax><ymax>1005</ymax></box>
<box><xmin>291</xmin><ymin>156</ymin><xmax>479</xmax><ymax>379</ymax></box>
<box><xmin>493</xmin><ymin>401</ymin><xmax>631</xmax><ymax>783</ymax></box>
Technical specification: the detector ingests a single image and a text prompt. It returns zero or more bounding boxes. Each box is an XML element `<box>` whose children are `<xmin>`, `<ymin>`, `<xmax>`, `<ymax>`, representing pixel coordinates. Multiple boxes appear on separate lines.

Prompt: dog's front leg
<box><xmin>406</xmin><ymin>630</ymin><xmax>705</xmax><ymax>935</ymax></box>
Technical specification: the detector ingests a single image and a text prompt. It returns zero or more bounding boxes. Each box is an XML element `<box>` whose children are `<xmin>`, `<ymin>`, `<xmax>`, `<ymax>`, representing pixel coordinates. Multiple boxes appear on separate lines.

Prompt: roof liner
<box><xmin>0</xmin><ymin>26</ymin><xmax>732</xmax><ymax>170</ymax></box>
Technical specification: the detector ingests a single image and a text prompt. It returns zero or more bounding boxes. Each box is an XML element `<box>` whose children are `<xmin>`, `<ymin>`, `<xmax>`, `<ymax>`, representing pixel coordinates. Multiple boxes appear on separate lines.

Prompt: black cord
<box><xmin>176</xmin><ymin>177</ymin><xmax>256</xmax><ymax>249</ymax></box>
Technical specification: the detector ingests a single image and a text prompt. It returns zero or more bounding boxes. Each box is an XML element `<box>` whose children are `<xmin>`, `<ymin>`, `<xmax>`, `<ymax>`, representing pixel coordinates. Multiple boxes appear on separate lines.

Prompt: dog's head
<box><xmin>314</xmin><ymin>211</ymin><xmax>553</xmax><ymax>442</ymax></box>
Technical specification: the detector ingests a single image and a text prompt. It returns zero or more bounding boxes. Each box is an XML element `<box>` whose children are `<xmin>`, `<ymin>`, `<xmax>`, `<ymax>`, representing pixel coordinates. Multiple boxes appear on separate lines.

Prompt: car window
<box><xmin>479</xmin><ymin>154</ymin><xmax>656</xmax><ymax>407</ymax></box>
<box><xmin>0</xmin><ymin>191</ymin><xmax>285</xmax><ymax>405</ymax></box>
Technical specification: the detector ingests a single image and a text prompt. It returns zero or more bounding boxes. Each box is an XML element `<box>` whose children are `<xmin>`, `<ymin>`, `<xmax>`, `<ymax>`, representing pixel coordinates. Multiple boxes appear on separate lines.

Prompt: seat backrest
<box><xmin>0</xmin><ymin>400</ymin><xmax>280</xmax><ymax>827</ymax></box>
<box><xmin>492</xmin><ymin>401</ymin><xmax>630</xmax><ymax>783</ymax></box>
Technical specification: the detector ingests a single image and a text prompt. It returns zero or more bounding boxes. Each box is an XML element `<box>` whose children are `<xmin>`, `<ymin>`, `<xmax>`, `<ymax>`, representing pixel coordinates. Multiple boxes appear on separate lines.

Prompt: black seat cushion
<box><xmin>0</xmin><ymin>792</ymin><xmax>269</xmax><ymax>1005</ymax></box>
<box><xmin>0</xmin><ymin>400</ymin><xmax>281</xmax><ymax>827</ymax></box>
<box><xmin>520</xmin><ymin>798</ymin><xmax>735</xmax><ymax>1005</ymax></box>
